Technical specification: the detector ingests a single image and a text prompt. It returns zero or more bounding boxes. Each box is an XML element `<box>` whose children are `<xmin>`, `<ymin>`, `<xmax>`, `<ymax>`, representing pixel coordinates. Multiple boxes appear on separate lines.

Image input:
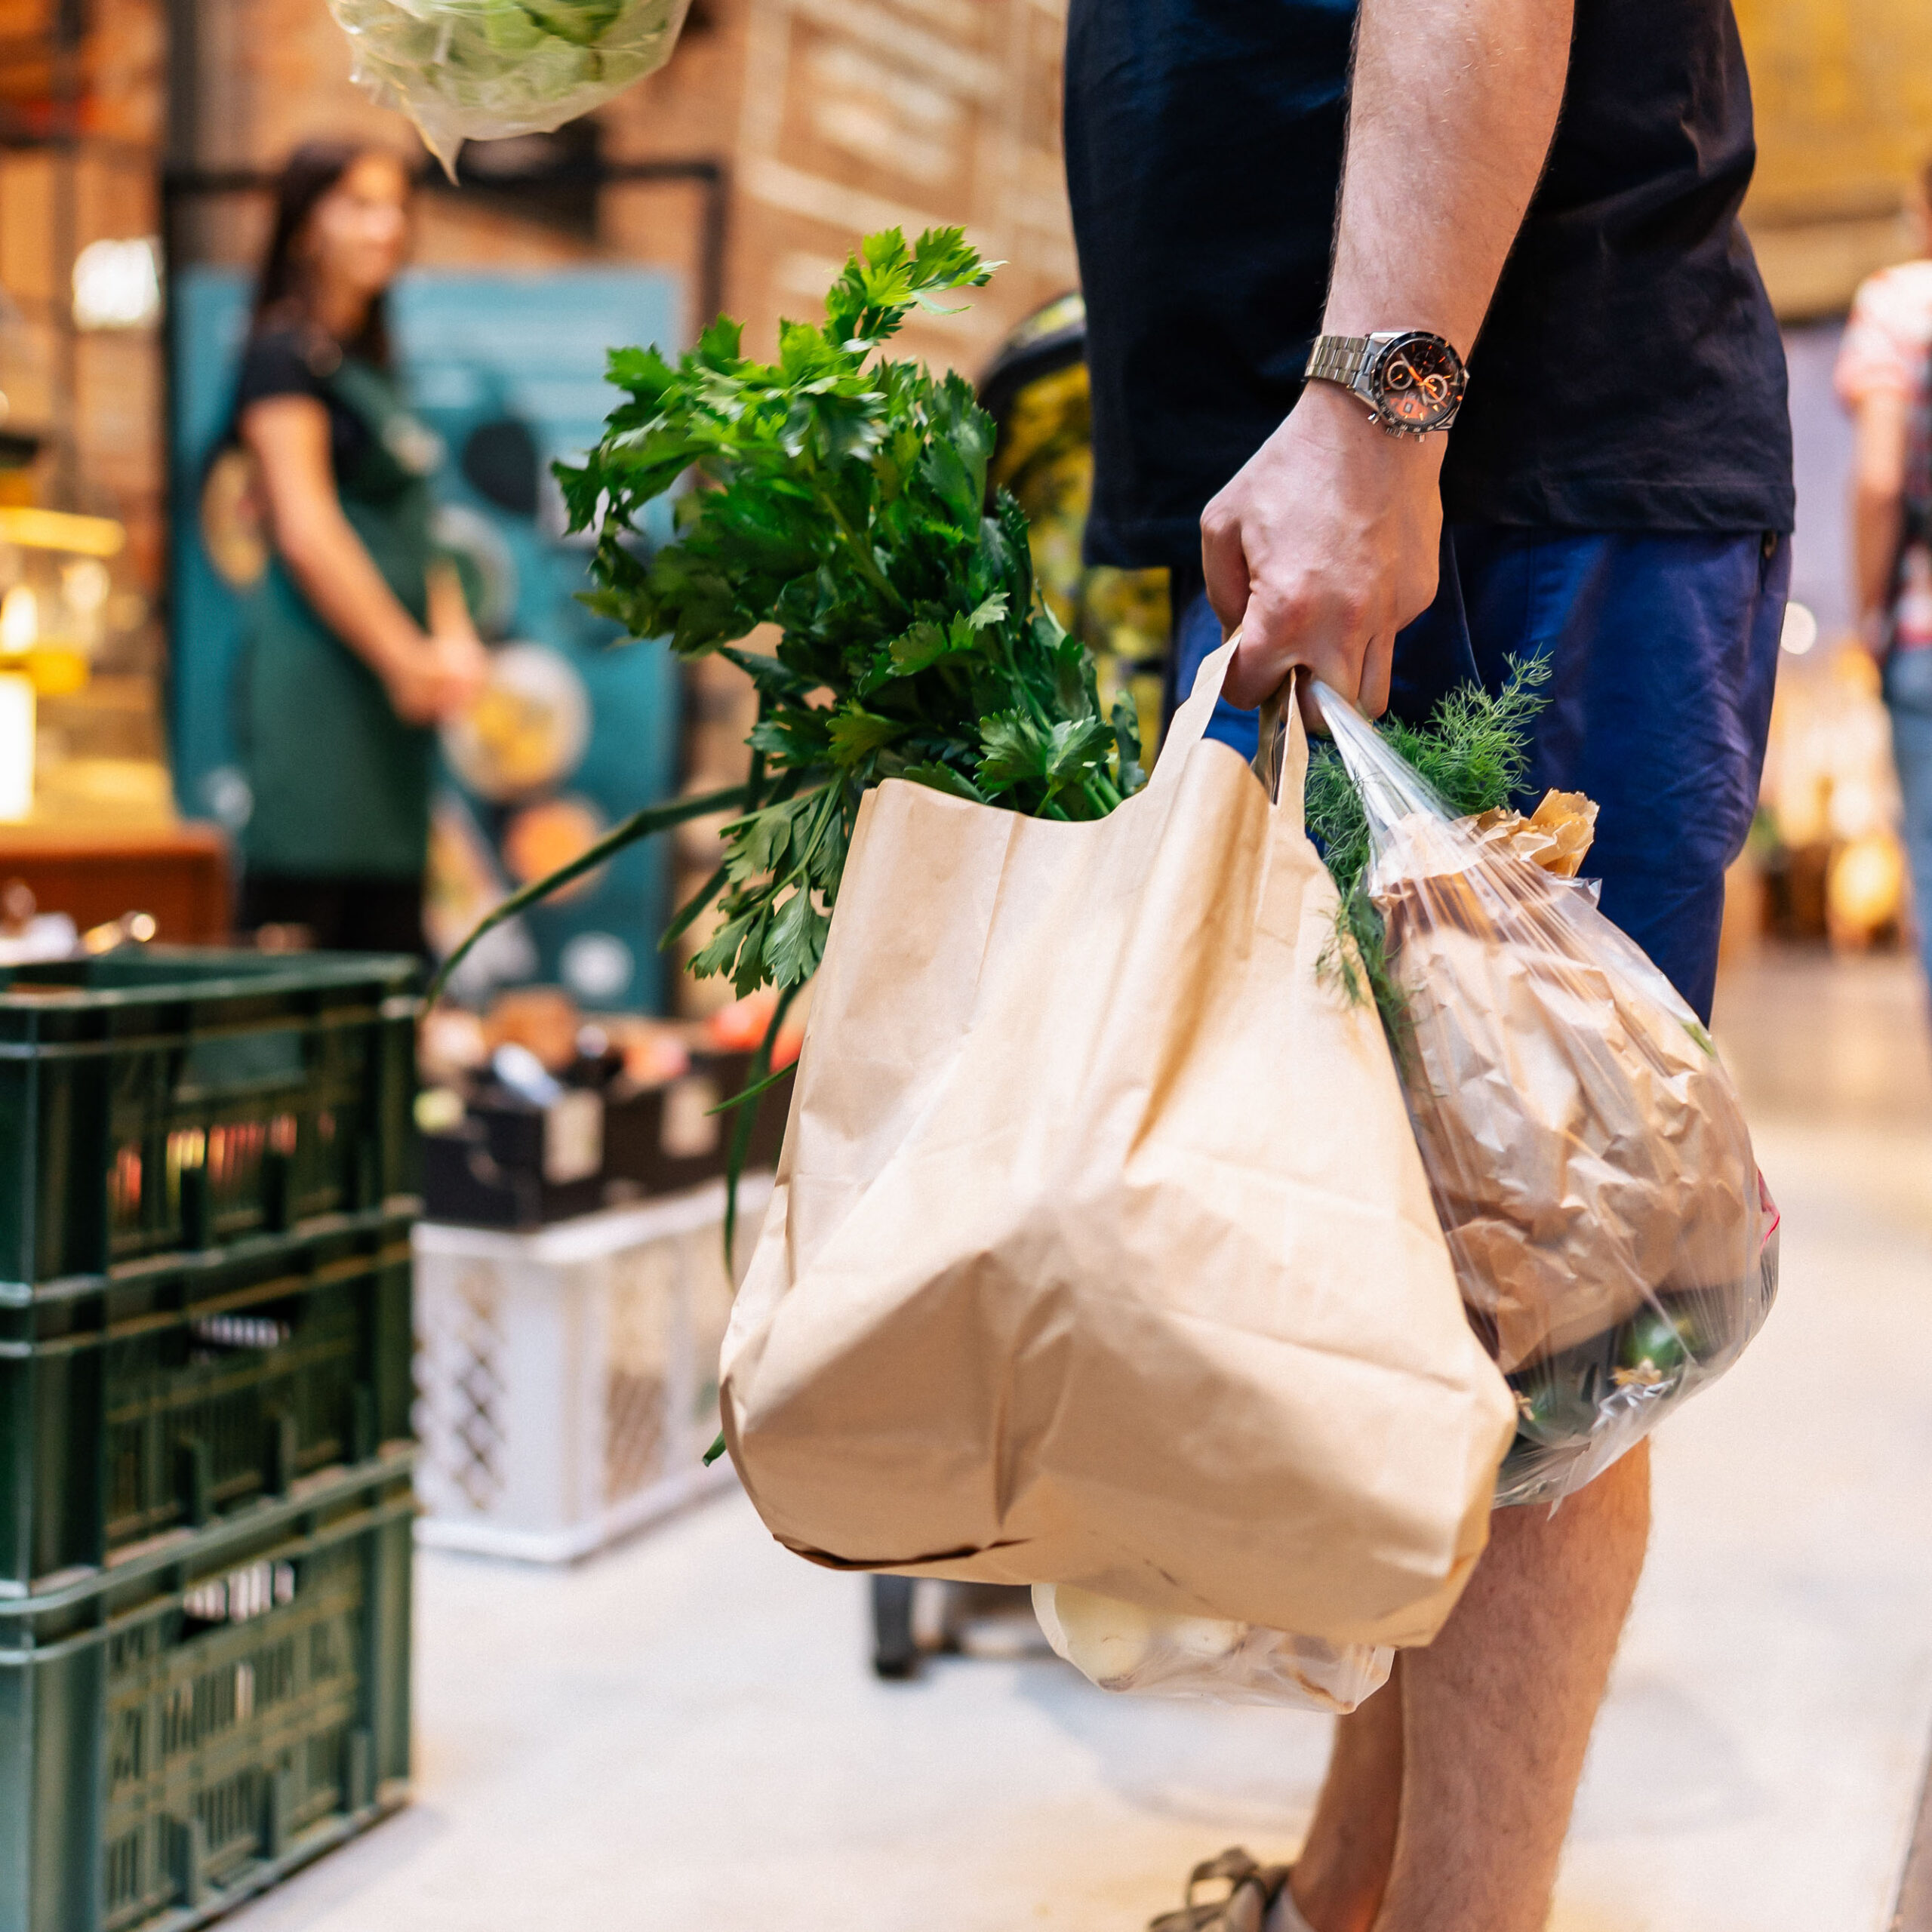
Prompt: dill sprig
<box><xmin>1307</xmin><ymin>655</ymin><xmax>1552</xmax><ymax>1040</ymax></box>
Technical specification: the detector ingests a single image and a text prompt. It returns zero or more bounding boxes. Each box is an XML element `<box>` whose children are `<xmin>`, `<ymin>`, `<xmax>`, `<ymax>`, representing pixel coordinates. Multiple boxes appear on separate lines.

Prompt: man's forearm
<box><xmin>1324</xmin><ymin>0</ymin><xmax>1574</xmax><ymax>358</ymax></box>
<box><xmin>1200</xmin><ymin>0</ymin><xmax>1575</xmax><ymax>712</ymax></box>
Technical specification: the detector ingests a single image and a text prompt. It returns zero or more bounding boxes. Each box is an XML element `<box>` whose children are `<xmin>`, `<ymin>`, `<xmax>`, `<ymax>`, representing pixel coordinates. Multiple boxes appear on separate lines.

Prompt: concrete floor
<box><xmin>231</xmin><ymin>949</ymin><xmax>1932</xmax><ymax>1932</ymax></box>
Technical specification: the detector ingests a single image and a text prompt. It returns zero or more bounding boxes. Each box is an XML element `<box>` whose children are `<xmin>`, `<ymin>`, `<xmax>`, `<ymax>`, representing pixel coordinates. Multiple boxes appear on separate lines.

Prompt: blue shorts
<box><xmin>1168</xmin><ymin>528</ymin><xmax>1790</xmax><ymax>1023</ymax></box>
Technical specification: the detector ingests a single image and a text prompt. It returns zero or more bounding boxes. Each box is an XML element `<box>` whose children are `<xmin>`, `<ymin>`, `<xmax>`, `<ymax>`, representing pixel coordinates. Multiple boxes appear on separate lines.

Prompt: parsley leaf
<box><xmin>550</xmin><ymin>227</ymin><xmax>1143</xmax><ymax>992</ymax></box>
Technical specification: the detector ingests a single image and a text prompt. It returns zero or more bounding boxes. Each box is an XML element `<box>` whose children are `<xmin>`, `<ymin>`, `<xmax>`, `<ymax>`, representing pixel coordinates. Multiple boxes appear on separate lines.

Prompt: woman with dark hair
<box><xmin>230</xmin><ymin>140</ymin><xmax>485</xmax><ymax>954</ymax></box>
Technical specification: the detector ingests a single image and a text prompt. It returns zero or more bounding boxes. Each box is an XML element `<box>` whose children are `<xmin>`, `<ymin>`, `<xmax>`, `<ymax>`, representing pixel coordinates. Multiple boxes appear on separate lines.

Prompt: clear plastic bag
<box><xmin>1032</xmin><ymin>1583</ymin><xmax>1392</xmax><ymax>1713</ymax></box>
<box><xmin>328</xmin><ymin>0</ymin><xmax>693</xmax><ymax>174</ymax></box>
<box><xmin>1315</xmin><ymin>684</ymin><xmax>1780</xmax><ymax>1507</ymax></box>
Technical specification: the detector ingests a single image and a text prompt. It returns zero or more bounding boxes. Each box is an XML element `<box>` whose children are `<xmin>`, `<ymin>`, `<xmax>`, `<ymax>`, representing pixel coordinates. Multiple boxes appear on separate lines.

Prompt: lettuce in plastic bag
<box><xmin>328</xmin><ymin>0</ymin><xmax>693</xmax><ymax>173</ymax></box>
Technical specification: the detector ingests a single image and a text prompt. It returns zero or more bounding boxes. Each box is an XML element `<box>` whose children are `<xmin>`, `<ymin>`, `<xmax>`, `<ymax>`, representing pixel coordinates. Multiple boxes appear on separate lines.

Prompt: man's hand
<box><xmin>1203</xmin><ymin>383</ymin><xmax>1444</xmax><ymax>715</ymax></box>
<box><xmin>1200</xmin><ymin>0</ymin><xmax>1574</xmax><ymax>718</ymax></box>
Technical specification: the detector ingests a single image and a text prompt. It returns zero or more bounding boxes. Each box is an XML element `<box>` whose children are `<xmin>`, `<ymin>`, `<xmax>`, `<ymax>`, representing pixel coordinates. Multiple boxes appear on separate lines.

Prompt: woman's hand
<box><xmin>381</xmin><ymin>632</ymin><xmax>488</xmax><ymax>726</ymax></box>
<box><xmin>400</xmin><ymin>559</ymin><xmax>490</xmax><ymax>723</ymax></box>
<box><xmin>429</xmin><ymin>629</ymin><xmax>489</xmax><ymax>718</ymax></box>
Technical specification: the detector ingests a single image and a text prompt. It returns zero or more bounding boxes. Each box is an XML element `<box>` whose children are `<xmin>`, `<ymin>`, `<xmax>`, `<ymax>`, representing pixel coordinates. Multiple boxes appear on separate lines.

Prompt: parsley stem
<box><xmin>815</xmin><ymin>485</ymin><xmax>906</xmax><ymax>614</ymax></box>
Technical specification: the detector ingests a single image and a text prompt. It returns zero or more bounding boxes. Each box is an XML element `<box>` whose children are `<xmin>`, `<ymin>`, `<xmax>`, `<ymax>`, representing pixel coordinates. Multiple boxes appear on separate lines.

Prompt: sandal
<box><xmin>1149</xmin><ymin>1848</ymin><xmax>1299</xmax><ymax>1932</ymax></box>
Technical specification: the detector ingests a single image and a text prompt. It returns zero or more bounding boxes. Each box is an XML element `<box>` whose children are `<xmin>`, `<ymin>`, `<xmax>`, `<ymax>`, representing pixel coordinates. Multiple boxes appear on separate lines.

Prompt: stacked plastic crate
<box><xmin>0</xmin><ymin>950</ymin><xmax>420</xmax><ymax>1932</ymax></box>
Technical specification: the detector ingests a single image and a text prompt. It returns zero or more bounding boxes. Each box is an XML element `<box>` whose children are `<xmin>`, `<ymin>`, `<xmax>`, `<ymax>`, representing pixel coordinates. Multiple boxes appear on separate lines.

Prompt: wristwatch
<box><xmin>1304</xmin><ymin>331</ymin><xmax>1467</xmax><ymax>438</ymax></box>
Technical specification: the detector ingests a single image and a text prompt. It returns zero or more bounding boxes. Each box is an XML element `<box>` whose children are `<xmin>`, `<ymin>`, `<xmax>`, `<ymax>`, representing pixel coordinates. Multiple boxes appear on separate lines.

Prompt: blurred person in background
<box><xmin>230</xmin><ymin>140</ymin><xmax>486</xmax><ymax>955</ymax></box>
<box><xmin>1839</xmin><ymin>156</ymin><xmax>1932</xmax><ymax>992</ymax></box>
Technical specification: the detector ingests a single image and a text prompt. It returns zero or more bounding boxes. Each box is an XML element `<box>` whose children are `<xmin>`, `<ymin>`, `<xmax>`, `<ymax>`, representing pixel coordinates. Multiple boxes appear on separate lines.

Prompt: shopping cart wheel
<box><xmin>871</xmin><ymin>1575</ymin><xmax>919</xmax><ymax>1679</ymax></box>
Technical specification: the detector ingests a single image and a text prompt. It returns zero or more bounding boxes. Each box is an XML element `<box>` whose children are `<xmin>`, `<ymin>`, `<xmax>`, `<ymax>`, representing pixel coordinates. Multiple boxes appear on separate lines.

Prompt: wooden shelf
<box><xmin>0</xmin><ymin>819</ymin><xmax>231</xmax><ymax>941</ymax></box>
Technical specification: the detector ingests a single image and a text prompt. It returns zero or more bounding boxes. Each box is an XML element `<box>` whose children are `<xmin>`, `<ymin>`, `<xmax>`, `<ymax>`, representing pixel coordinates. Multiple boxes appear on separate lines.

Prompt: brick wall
<box><xmin>1</xmin><ymin>0</ymin><xmax>1075</xmax><ymax>617</ymax></box>
<box><xmin>676</xmin><ymin>0</ymin><xmax>1077</xmax><ymax>365</ymax></box>
<box><xmin>174</xmin><ymin>0</ymin><xmax>1075</xmax><ymax>360</ymax></box>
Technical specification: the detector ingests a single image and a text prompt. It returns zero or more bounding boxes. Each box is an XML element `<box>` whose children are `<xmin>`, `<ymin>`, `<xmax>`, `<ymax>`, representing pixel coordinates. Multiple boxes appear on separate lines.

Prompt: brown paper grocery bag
<box><xmin>721</xmin><ymin>642</ymin><xmax>1517</xmax><ymax>1649</ymax></box>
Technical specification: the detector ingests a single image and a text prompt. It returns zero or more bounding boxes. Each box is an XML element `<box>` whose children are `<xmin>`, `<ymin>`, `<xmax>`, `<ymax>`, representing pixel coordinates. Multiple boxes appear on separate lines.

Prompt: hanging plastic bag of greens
<box><xmin>328</xmin><ymin>0</ymin><xmax>693</xmax><ymax>175</ymax></box>
<box><xmin>1312</xmin><ymin>681</ymin><xmax>1781</xmax><ymax>1508</ymax></box>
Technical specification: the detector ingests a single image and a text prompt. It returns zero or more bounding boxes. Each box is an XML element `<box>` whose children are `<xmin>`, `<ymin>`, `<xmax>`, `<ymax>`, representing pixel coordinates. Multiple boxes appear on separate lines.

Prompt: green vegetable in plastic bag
<box><xmin>328</xmin><ymin>0</ymin><xmax>692</xmax><ymax>174</ymax></box>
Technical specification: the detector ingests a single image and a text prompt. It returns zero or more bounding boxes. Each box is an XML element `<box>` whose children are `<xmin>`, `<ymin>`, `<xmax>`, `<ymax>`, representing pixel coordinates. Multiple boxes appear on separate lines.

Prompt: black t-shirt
<box><xmin>1063</xmin><ymin>0</ymin><xmax>1797</xmax><ymax>567</ymax></box>
<box><xmin>232</xmin><ymin>326</ymin><xmax>372</xmax><ymax>478</ymax></box>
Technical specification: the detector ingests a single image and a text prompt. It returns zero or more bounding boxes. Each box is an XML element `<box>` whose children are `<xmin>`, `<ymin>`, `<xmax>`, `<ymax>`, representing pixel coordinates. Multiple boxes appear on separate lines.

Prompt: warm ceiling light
<box><xmin>72</xmin><ymin>237</ymin><xmax>162</xmax><ymax>331</ymax></box>
<box><xmin>0</xmin><ymin>507</ymin><xmax>126</xmax><ymax>557</ymax></box>
<box><xmin>0</xmin><ymin>586</ymin><xmax>35</xmax><ymax>654</ymax></box>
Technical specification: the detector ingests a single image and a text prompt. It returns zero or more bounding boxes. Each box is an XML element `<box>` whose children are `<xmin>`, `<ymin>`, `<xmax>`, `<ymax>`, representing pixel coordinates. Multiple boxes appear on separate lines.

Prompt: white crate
<box><xmin>411</xmin><ymin>1177</ymin><xmax>771</xmax><ymax>1563</ymax></box>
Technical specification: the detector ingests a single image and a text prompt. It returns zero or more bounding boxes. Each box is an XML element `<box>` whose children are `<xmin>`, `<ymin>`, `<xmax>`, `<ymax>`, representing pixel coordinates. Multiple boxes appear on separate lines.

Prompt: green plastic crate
<box><xmin>0</xmin><ymin>1214</ymin><xmax>414</xmax><ymax>1595</ymax></box>
<box><xmin>0</xmin><ymin>951</ymin><xmax>419</xmax><ymax>1296</ymax></box>
<box><xmin>0</xmin><ymin>1457</ymin><xmax>412</xmax><ymax>1932</ymax></box>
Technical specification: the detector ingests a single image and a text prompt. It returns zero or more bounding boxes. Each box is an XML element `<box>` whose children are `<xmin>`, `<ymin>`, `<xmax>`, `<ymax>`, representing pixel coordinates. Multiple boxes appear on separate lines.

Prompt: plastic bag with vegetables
<box><xmin>328</xmin><ymin>0</ymin><xmax>693</xmax><ymax>174</ymax></box>
<box><xmin>1313</xmin><ymin>683</ymin><xmax>1780</xmax><ymax>1507</ymax></box>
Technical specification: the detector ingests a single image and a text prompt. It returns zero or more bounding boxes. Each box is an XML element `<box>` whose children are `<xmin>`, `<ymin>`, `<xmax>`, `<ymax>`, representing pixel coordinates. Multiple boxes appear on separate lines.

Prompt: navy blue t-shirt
<box><xmin>1063</xmin><ymin>0</ymin><xmax>1797</xmax><ymax>568</ymax></box>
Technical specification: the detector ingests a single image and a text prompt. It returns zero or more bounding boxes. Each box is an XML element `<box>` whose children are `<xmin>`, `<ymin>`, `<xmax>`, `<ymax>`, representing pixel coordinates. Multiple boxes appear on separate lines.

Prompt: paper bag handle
<box><xmin>1147</xmin><ymin>630</ymin><xmax>1242</xmax><ymax>794</ymax></box>
<box><xmin>1250</xmin><ymin>670</ymin><xmax>1306</xmax><ymax>806</ymax></box>
<box><xmin>1149</xmin><ymin>629</ymin><xmax>1308</xmax><ymax>827</ymax></box>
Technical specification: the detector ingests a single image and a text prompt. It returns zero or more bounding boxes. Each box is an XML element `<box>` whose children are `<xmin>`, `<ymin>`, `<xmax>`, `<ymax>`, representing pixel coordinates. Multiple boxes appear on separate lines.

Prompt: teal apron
<box><xmin>238</xmin><ymin>355</ymin><xmax>441</xmax><ymax>879</ymax></box>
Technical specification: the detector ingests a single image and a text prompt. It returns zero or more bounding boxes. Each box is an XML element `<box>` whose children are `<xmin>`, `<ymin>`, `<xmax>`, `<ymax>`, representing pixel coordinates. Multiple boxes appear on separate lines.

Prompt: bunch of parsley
<box><xmin>433</xmin><ymin>229</ymin><xmax>1144</xmax><ymax>1228</ymax></box>
<box><xmin>442</xmin><ymin>228</ymin><xmax>1140</xmax><ymax>1001</ymax></box>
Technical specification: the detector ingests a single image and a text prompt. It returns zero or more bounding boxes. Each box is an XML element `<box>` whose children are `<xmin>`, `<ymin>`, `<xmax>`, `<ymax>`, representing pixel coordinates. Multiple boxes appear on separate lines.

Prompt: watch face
<box><xmin>1372</xmin><ymin>332</ymin><xmax>1465</xmax><ymax>431</ymax></box>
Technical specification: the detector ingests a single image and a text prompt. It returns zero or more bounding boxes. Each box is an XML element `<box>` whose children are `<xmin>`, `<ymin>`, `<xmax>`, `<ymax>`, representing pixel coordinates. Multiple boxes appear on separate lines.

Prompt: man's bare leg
<box><xmin>1283</xmin><ymin>1656</ymin><xmax>1405</xmax><ymax>1932</ymax></box>
<box><xmin>1281</xmin><ymin>1444</ymin><xmax>1652</xmax><ymax>1932</ymax></box>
